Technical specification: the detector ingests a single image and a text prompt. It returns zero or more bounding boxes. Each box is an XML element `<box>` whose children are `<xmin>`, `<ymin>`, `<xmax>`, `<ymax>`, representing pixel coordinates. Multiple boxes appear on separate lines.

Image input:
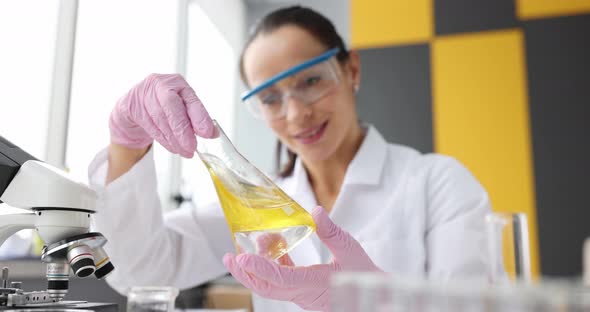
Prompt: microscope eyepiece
<box><xmin>67</xmin><ymin>245</ymin><xmax>95</xmax><ymax>278</ymax></box>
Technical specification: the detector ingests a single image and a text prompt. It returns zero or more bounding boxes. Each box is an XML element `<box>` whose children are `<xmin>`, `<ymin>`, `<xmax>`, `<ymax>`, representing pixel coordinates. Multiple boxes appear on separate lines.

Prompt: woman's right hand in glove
<box><xmin>109</xmin><ymin>73</ymin><xmax>217</xmax><ymax>158</ymax></box>
<box><xmin>107</xmin><ymin>74</ymin><xmax>216</xmax><ymax>183</ymax></box>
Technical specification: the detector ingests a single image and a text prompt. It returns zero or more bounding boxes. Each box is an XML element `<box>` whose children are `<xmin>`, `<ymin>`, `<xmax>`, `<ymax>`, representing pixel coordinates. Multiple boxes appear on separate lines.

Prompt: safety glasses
<box><xmin>242</xmin><ymin>48</ymin><xmax>341</xmax><ymax>120</ymax></box>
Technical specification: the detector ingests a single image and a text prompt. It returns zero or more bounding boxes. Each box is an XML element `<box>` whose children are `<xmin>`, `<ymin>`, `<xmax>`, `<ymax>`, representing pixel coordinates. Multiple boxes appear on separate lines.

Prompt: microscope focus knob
<box><xmin>2</xmin><ymin>267</ymin><xmax>9</xmax><ymax>288</ymax></box>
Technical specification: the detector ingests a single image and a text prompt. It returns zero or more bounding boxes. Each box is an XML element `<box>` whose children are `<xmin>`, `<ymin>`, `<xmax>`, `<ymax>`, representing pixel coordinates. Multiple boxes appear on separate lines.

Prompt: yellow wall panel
<box><xmin>351</xmin><ymin>0</ymin><xmax>433</xmax><ymax>48</ymax></box>
<box><xmin>517</xmin><ymin>0</ymin><xmax>590</xmax><ymax>20</ymax></box>
<box><xmin>431</xmin><ymin>29</ymin><xmax>540</xmax><ymax>277</ymax></box>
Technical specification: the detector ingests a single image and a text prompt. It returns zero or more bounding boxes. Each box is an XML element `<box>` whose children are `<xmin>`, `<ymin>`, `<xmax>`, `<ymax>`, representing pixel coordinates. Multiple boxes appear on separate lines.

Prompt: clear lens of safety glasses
<box><xmin>242</xmin><ymin>48</ymin><xmax>341</xmax><ymax>120</ymax></box>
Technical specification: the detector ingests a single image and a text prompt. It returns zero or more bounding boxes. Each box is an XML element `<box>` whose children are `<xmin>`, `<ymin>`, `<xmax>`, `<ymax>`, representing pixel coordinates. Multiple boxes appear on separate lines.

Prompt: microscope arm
<box><xmin>0</xmin><ymin>135</ymin><xmax>96</xmax><ymax>246</ymax></box>
<box><xmin>1</xmin><ymin>135</ymin><xmax>96</xmax><ymax>212</ymax></box>
<box><xmin>0</xmin><ymin>210</ymin><xmax>36</xmax><ymax>248</ymax></box>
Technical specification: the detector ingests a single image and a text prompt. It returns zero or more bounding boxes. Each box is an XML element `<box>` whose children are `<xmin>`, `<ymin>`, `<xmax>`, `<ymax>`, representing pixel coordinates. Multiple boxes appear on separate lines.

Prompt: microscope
<box><xmin>0</xmin><ymin>136</ymin><xmax>117</xmax><ymax>311</ymax></box>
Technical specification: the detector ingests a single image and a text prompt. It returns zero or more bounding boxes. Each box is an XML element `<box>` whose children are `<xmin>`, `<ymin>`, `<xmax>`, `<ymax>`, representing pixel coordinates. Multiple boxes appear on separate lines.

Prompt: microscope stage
<box><xmin>0</xmin><ymin>301</ymin><xmax>117</xmax><ymax>312</ymax></box>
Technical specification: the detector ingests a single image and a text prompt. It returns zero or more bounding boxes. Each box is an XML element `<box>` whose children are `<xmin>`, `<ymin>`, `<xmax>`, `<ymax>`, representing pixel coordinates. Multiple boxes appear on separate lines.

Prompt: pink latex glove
<box><xmin>223</xmin><ymin>206</ymin><xmax>382</xmax><ymax>311</ymax></box>
<box><xmin>109</xmin><ymin>73</ymin><xmax>216</xmax><ymax>158</ymax></box>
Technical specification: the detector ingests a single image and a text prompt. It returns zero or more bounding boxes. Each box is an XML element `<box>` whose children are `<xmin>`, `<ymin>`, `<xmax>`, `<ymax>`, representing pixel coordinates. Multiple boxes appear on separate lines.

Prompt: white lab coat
<box><xmin>88</xmin><ymin>125</ymin><xmax>492</xmax><ymax>312</ymax></box>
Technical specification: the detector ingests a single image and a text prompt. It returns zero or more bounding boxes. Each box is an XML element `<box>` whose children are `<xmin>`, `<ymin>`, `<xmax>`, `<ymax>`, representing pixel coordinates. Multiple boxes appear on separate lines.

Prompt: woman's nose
<box><xmin>285</xmin><ymin>95</ymin><xmax>312</xmax><ymax>122</ymax></box>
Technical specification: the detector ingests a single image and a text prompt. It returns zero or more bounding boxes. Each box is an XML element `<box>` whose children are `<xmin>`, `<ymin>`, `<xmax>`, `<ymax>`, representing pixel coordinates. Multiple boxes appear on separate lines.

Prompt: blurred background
<box><xmin>0</xmin><ymin>0</ymin><xmax>589</xmax><ymax>310</ymax></box>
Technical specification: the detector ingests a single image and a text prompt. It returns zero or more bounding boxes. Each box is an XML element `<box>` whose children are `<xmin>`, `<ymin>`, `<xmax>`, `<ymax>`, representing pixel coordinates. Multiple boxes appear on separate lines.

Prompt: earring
<box><xmin>354</xmin><ymin>84</ymin><xmax>360</xmax><ymax>94</ymax></box>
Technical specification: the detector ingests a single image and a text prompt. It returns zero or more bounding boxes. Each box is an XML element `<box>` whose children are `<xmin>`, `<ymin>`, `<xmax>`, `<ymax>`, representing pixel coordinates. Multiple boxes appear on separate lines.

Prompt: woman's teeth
<box><xmin>302</xmin><ymin>126</ymin><xmax>322</xmax><ymax>138</ymax></box>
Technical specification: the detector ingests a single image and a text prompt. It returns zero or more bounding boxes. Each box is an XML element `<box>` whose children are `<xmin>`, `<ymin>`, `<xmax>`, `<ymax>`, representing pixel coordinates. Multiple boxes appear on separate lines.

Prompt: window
<box><xmin>0</xmin><ymin>0</ymin><xmax>60</xmax><ymax>259</ymax></box>
<box><xmin>0</xmin><ymin>0</ymin><xmax>60</xmax><ymax>159</ymax></box>
<box><xmin>181</xmin><ymin>2</ymin><xmax>238</xmax><ymax>206</ymax></box>
<box><xmin>66</xmin><ymin>0</ymin><xmax>241</xmax><ymax>208</ymax></box>
<box><xmin>66</xmin><ymin>0</ymin><xmax>180</xmax><ymax>198</ymax></box>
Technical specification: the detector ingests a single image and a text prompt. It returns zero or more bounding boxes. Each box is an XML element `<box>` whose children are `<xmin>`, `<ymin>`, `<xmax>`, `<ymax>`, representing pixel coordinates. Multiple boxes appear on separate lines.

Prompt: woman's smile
<box><xmin>292</xmin><ymin>120</ymin><xmax>329</xmax><ymax>145</ymax></box>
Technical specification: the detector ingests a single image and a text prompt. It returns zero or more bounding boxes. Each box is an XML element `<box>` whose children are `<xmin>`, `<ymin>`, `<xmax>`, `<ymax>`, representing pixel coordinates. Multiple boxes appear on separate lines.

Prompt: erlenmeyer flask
<box><xmin>196</xmin><ymin>120</ymin><xmax>316</xmax><ymax>260</ymax></box>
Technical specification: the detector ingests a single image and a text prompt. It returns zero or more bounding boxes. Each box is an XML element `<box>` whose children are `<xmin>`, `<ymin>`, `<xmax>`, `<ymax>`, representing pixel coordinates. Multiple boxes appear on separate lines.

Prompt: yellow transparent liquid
<box><xmin>201</xmin><ymin>154</ymin><xmax>315</xmax><ymax>260</ymax></box>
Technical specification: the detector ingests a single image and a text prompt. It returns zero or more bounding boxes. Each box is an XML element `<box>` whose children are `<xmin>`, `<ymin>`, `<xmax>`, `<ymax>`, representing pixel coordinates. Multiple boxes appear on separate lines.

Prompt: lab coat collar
<box><xmin>285</xmin><ymin>125</ymin><xmax>388</xmax><ymax>263</ymax></box>
<box><xmin>291</xmin><ymin>124</ymin><xmax>388</xmax><ymax>190</ymax></box>
<box><xmin>342</xmin><ymin>124</ymin><xmax>388</xmax><ymax>186</ymax></box>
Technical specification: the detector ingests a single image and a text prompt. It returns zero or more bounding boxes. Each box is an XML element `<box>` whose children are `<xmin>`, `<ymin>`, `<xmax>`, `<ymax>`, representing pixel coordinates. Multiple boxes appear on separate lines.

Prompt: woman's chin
<box><xmin>296</xmin><ymin>144</ymin><xmax>337</xmax><ymax>164</ymax></box>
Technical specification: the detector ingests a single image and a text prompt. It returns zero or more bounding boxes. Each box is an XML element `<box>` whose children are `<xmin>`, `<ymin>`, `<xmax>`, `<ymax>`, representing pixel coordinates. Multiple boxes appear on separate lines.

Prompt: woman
<box><xmin>90</xmin><ymin>6</ymin><xmax>491</xmax><ymax>312</ymax></box>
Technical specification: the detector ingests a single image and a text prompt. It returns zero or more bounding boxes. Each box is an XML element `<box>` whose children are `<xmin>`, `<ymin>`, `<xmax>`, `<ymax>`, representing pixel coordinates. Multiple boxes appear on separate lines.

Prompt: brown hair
<box><xmin>239</xmin><ymin>6</ymin><xmax>349</xmax><ymax>178</ymax></box>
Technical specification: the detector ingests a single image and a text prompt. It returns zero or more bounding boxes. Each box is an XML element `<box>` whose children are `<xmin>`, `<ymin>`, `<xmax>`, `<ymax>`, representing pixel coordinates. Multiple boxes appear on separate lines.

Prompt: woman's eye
<box><xmin>261</xmin><ymin>94</ymin><xmax>280</xmax><ymax>105</ymax></box>
<box><xmin>303</xmin><ymin>76</ymin><xmax>321</xmax><ymax>86</ymax></box>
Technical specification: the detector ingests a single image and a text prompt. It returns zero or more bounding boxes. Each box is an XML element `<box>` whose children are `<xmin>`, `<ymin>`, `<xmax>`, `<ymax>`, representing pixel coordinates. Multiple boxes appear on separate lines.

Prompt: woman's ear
<box><xmin>346</xmin><ymin>50</ymin><xmax>361</xmax><ymax>93</ymax></box>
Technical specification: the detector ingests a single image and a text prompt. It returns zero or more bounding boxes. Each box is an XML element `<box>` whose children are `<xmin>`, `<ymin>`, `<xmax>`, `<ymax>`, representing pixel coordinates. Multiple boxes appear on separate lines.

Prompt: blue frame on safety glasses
<box><xmin>241</xmin><ymin>47</ymin><xmax>340</xmax><ymax>102</ymax></box>
<box><xmin>242</xmin><ymin>48</ymin><xmax>340</xmax><ymax>120</ymax></box>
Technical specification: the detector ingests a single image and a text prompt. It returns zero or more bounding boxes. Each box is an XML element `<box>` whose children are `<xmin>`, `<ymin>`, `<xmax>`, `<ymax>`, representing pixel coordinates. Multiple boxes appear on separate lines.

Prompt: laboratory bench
<box><xmin>0</xmin><ymin>259</ymin><xmax>252</xmax><ymax>311</ymax></box>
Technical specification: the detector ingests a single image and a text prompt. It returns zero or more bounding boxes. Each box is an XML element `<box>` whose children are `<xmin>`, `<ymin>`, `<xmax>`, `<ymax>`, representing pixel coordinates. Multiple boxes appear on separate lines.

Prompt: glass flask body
<box><xmin>197</xmin><ymin>121</ymin><xmax>315</xmax><ymax>260</ymax></box>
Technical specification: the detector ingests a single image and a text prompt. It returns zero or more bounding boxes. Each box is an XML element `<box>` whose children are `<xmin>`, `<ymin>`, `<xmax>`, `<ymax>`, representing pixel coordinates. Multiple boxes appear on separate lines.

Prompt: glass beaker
<box><xmin>127</xmin><ymin>286</ymin><xmax>179</xmax><ymax>312</ymax></box>
<box><xmin>331</xmin><ymin>272</ymin><xmax>393</xmax><ymax>312</ymax></box>
<box><xmin>485</xmin><ymin>212</ymin><xmax>531</xmax><ymax>283</ymax></box>
<box><xmin>196</xmin><ymin>120</ymin><xmax>316</xmax><ymax>260</ymax></box>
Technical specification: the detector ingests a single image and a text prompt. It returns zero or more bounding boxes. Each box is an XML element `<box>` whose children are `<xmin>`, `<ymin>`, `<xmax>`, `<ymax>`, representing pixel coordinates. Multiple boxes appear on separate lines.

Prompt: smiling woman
<box><xmin>88</xmin><ymin>5</ymin><xmax>495</xmax><ymax>312</ymax></box>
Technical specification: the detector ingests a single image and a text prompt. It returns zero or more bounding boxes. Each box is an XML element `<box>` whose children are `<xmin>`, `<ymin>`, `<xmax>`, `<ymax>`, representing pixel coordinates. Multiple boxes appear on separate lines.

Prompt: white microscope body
<box><xmin>0</xmin><ymin>160</ymin><xmax>95</xmax><ymax>246</ymax></box>
<box><xmin>0</xmin><ymin>136</ymin><xmax>114</xmax><ymax>307</ymax></box>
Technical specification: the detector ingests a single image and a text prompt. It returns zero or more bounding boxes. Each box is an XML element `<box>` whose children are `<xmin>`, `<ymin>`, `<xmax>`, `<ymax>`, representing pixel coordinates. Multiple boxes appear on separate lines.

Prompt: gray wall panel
<box><xmin>524</xmin><ymin>14</ymin><xmax>590</xmax><ymax>276</ymax></box>
<box><xmin>356</xmin><ymin>45</ymin><xmax>433</xmax><ymax>153</ymax></box>
<box><xmin>434</xmin><ymin>0</ymin><xmax>517</xmax><ymax>35</ymax></box>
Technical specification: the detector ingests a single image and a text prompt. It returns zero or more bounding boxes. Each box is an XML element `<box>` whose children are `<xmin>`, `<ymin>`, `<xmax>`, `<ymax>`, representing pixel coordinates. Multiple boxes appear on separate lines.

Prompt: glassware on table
<box><xmin>331</xmin><ymin>272</ymin><xmax>590</xmax><ymax>312</ymax></box>
<box><xmin>127</xmin><ymin>286</ymin><xmax>178</xmax><ymax>312</ymax></box>
<box><xmin>330</xmin><ymin>272</ymin><xmax>393</xmax><ymax>312</ymax></box>
<box><xmin>196</xmin><ymin>120</ymin><xmax>316</xmax><ymax>260</ymax></box>
<box><xmin>485</xmin><ymin>212</ymin><xmax>531</xmax><ymax>283</ymax></box>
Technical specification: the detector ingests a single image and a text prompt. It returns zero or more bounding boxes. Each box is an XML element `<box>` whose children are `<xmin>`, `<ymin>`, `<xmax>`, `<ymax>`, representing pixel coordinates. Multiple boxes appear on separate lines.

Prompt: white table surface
<box><xmin>178</xmin><ymin>310</ymin><xmax>247</xmax><ymax>312</ymax></box>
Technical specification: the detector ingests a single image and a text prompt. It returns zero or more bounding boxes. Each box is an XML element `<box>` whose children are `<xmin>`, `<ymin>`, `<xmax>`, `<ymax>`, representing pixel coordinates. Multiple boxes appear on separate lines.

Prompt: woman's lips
<box><xmin>294</xmin><ymin>121</ymin><xmax>328</xmax><ymax>145</ymax></box>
